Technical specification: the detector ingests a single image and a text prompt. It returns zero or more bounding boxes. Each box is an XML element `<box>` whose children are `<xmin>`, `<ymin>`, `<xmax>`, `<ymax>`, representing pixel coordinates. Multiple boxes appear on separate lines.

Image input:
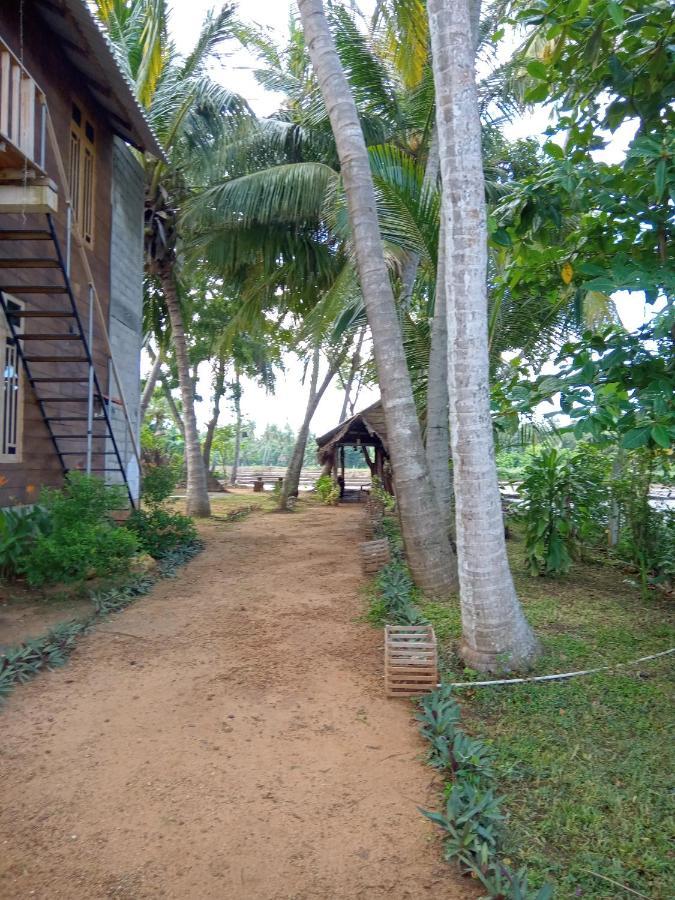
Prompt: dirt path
<box><xmin>0</xmin><ymin>504</ymin><xmax>472</xmax><ymax>900</ymax></box>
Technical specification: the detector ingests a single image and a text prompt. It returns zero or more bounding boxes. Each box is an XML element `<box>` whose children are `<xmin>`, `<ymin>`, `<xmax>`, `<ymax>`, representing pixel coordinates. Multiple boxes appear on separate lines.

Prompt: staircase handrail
<box><xmin>44</xmin><ymin>111</ymin><xmax>142</xmax><ymax>470</ymax></box>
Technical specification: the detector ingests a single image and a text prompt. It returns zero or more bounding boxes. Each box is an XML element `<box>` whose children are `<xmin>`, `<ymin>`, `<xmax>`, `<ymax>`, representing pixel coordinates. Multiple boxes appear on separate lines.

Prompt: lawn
<box><xmin>422</xmin><ymin>529</ymin><xmax>674</xmax><ymax>899</ymax></box>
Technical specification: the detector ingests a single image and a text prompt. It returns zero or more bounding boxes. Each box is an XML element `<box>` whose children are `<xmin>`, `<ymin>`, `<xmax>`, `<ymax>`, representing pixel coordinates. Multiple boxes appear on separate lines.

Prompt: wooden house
<box><xmin>0</xmin><ymin>0</ymin><xmax>163</xmax><ymax>508</ymax></box>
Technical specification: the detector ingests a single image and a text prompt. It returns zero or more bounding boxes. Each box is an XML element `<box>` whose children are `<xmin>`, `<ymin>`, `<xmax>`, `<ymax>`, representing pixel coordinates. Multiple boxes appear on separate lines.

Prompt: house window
<box><xmin>69</xmin><ymin>102</ymin><xmax>96</xmax><ymax>247</ymax></box>
<box><xmin>0</xmin><ymin>299</ymin><xmax>23</xmax><ymax>462</ymax></box>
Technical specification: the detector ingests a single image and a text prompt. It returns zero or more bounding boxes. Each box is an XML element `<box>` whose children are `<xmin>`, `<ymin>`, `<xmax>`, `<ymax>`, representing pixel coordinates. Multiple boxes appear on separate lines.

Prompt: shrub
<box><xmin>142</xmin><ymin>463</ymin><xmax>178</xmax><ymax>507</ymax></box>
<box><xmin>519</xmin><ymin>445</ymin><xmax>610</xmax><ymax>576</ymax></box>
<box><xmin>125</xmin><ymin>507</ymin><xmax>197</xmax><ymax>559</ymax></box>
<box><xmin>315</xmin><ymin>474</ymin><xmax>340</xmax><ymax>505</ymax></box>
<box><xmin>0</xmin><ymin>506</ymin><xmax>50</xmax><ymax>581</ymax></box>
<box><xmin>23</xmin><ymin>523</ymin><xmax>138</xmax><ymax>587</ymax></box>
<box><xmin>19</xmin><ymin>474</ymin><xmax>137</xmax><ymax>587</ymax></box>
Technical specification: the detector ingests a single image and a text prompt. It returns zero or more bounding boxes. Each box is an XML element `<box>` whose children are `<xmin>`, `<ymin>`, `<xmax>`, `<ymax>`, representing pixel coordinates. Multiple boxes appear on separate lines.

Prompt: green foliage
<box><xmin>374</xmin><ymin>559</ymin><xmax>428</xmax><ymax>625</ymax></box>
<box><xmin>125</xmin><ymin>507</ymin><xmax>197</xmax><ymax>559</ymax></box>
<box><xmin>0</xmin><ymin>506</ymin><xmax>50</xmax><ymax>581</ymax></box>
<box><xmin>125</xmin><ymin>506</ymin><xmax>197</xmax><ymax>559</ymax></box>
<box><xmin>127</xmin><ymin>463</ymin><xmax>197</xmax><ymax>559</ymax></box>
<box><xmin>315</xmin><ymin>474</ymin><xmax>340</xmax><ymax>505</ymax></box>
<box><xmin>519</xmin><ymin>445</ymin><xmax>611</xmax><ymax>575</ymax></box>
<box><xmin>417</xmin><ymin>683</ymin><xmax>549</xmax><ymax>898</ymax></box>
<box><xmin>423</xmin><ymin>782</ymin><xmax>504</xmax><ymax>872</ymax></box>
<box><xmin>23</xmin><ymin>524</ymin><xmax>139</xmax><ymax>588</ymax></box>
<box><xmin>142</xmin><ymin>463</ymin><xmax>178</xmax><ymax>506</ymax></box>
<box><xmin>40</xmin><ymin>471</ymin><xmax>128</xmax><ymax>529</ymax></box>
<box><xmin>18</xmin><ymin>475</ymin><xmax>137</xmax><ymax>587</ymax></box>
<box><xmin>371</xmin><ymin>476</ymin><xmax>396</xmax><ymax>511</ymax></box>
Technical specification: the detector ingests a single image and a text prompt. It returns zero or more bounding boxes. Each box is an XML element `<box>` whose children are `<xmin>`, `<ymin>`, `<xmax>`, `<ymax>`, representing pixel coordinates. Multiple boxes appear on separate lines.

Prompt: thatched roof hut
<box><xmin>316</xmin><ymin>401</ymin><xmax>393</xmax><ymax>494</ymax></box>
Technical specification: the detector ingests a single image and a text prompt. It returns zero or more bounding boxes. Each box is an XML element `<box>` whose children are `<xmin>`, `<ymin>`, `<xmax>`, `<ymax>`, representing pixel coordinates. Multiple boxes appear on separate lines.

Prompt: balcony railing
<box><xmin>0</xmin><ymin>37</ymin><xmax>47</xmax><ymax>174</ymax></box>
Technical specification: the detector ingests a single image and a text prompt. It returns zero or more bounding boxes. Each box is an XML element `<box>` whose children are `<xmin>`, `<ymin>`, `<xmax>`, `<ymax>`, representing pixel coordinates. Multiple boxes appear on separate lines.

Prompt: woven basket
<box><xmin>360</xmin><ymin>537</ymin><xmax>390</xmax><ymax>575</ymax></box>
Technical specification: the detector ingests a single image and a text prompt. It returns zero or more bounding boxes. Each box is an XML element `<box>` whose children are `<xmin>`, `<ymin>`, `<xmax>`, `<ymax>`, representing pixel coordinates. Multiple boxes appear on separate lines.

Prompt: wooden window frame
<box><xmin>69</xmin><ymin>101</ymin><xmax>96</xmax><ymax>248</ymax></box>
<box><xmin>0</xmin><ymin>296</ymin><xmax>24</xmax><ymax>464</ymax></box>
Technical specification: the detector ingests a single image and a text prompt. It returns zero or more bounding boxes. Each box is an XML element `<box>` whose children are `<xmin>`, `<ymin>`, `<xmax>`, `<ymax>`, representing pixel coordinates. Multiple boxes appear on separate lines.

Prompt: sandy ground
<box><xmin>0</xmin><ymin>503</ymin><xmax>473</xmax><ymax>900</ymax></box>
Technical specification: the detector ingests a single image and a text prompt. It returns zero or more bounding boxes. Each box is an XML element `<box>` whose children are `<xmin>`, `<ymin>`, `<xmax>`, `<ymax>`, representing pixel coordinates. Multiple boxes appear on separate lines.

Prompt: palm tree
<box><xmin>94</xmin><ymin>0</ymin><xmax>247</xmax><ymax>517</ymax></box>
<box><xmin>428</xmin><ymin>0</ymin><xmax>538</xmax><ymax>669</ymax></box>
<box><xmin>297</xmin><ymin>0</ymin><xmax>457</xmax><ymax>597</ymax></box>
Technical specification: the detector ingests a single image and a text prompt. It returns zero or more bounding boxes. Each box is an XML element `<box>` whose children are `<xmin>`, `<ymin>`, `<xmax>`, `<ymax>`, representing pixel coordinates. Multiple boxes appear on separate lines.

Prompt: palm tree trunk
<box><xmin>339</xmin><ymin>326</ymin><xmax>365</xmax><ymax>423</ymax></box>
<box><xmin>229</xmin><ymin>373</ymin><xmax>242</xmax><ymax>486</ymax></box>
<box><xmin>298</xmin><ymin>0</ymin><xmax>457</xmax><ymax>596</ymax></box>
<box><xmin>426</xmin><ymin>212</ymin><xmax>453</xmax><ymax>535</ymax></box>
<box><xmin>203</xmin><ymin>356</ymin><xmax>226</xmax><ymax>472</ymax></box>
<box><xmin>279</xmin><ymin>346</ymin><xmax>344</xmax><ymax>509</ymax></box>
<box><xmin>158</xmin><ymin>265</ymin><xmax>211</xmax><ymax>518</ymax></box>
<box><xmin>429</xmin><ymin>0</ymin><xmax>537</xmax><ymax>668</ymax></box>
<box><xmin>399</xmin><ymin>126</ymin><xmax>440</xmax><ymax>306</ymax></box>
<box><xmin>140</xmin><ymin>348</ymin><xmax>163</xmax><ymax>419</ymax></box>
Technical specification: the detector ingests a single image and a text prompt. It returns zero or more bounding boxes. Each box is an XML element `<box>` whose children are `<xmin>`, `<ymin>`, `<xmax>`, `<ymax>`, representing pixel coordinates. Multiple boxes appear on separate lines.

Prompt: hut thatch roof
<box><xmin>316</xmin><ymin>401</ymin><xmax>388</xmax><ymax>463</ymax></box>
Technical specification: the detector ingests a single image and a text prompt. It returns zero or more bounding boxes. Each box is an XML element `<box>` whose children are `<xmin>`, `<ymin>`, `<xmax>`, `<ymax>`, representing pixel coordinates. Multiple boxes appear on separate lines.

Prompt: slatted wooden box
<box><xmin>385</xmin><ymin>624</ymin><xmax>438</xmax><ymax>697</ymax></box>
<box><xmin>360</xmin><ymin>537</ymin><xmax>390</xmax><ymax>575</ymax></box>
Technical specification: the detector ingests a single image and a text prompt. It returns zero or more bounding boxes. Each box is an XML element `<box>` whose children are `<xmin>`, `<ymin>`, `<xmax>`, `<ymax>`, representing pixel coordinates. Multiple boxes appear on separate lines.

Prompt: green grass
<box><xmin>421</xmin><ymin>528</ymin><xmax>674</xmax><ymax>899</ymax></box>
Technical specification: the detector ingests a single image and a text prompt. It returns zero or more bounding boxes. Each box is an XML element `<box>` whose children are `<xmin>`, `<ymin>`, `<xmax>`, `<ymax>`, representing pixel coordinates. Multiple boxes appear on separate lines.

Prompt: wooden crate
<box><xmin>385</xmin><ymin>624</ymin><xmax>438</xmax><ymax>697</ymax></box>
<box><xmin>360</xmin><ymin>537</ymin><xmax>390</xmax><ymax>575</ymax></box>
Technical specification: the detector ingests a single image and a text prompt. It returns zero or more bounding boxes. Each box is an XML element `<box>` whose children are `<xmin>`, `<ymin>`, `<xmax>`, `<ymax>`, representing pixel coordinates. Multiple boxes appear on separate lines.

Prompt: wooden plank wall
<box><xmin>0</xmin><ymin>2</ymin><xmax>117</xmax><ymax>506</ymax></box>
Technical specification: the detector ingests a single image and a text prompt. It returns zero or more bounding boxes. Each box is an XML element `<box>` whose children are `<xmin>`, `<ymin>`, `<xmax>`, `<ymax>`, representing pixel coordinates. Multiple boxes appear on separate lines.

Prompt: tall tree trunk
<box><xmin>426</xmin><ymin>212</ymin><xmax>453</xmax><ymax>535</ymax></box>
<box><xmin>298</xmin><ymin>0</ymin><xmax>457</xmax><ymax>596</ymax></box>
<box><xmin>608</xmin><ymin>446</ymin><xmax>625</xmax><ymax>548</ymax></box>
<box><xmin>203</xmin><ymin>356</ymin><xmax>226</xmax><ymax>472</ymax></box>
<box><xmin>229</xmin><ymin>373</ymin><xmax>242</xmax><ymax>486</ymax></box>
<box><xmin>399</xmin><ymin>126</ymin><xmax>440</xmax><ymax>306</ymax></box>
<box><xmin>279</xmin><ymin>346</ymin><xmax>345</xmax><ymax>509</ymax></box>
<box><xmin>339</xmin><ymin>326</ymin><xmax>365</xmax><ymax>423</ymax></box>
<box><xmin>429</xmin><ymin>0</ymin><xmax>537</xmax><ymax>668</ymax></box>
<box><xmin>158</xmin><ymin>265</ymin><xmax>211</xmax><ymax>518</ymax></box>
<box><xmin>140</xmin><ymin>348</ymin><xmax>163</xmax><ymax>419</ymax></box>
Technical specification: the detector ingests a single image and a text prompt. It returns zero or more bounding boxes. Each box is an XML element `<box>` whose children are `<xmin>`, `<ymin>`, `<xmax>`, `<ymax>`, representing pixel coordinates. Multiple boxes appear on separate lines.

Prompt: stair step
<box><xmin>31</xmin><ymin>376</ymin><xmax>88</xmax><ymax>383</ymax></box>
<box><xmin>1</xmin><ymin>285</ymin><xmax>68</xmax><ymax>294</ymax></box>
<box><xmin>46</xmin><ymin>416</ymin><xmax>99</xmax><ymax>422</ymax></box>
<box><xmin>0</xmin><ymin>230</ymin><xmax>52</xmax><ymax>241</ymax></box>
<box><xmin>0</xmin><ymin>258</ymin><xmax>60</xmax><ymax>268</ymax></box>
<box><xmin>40</xmin><ymin>397</ymin><xmax>91</xmax><ymax>402</ymax></box>
<box><xmin>24</xmin><ymin>355</ymin><xmax>89</xmax><ymax>363</ymax></box>
<box><xmin>19</xmin><ymin>333</ymin><xmax>80</xmax><ymax>340</ymax></box>
<box><xmin>60</xmin><ymin>451</ymin><xmax>119</xmax><ymax>455</ymax></box>
<box><xmin>8</xmin><ymin>310</ymin><xmax>74</xmax><ymax>318</ymax></box>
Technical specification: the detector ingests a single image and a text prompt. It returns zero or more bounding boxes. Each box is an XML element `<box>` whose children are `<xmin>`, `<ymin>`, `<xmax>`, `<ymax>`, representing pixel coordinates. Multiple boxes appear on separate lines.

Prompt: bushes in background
<box><xmin>124</xmin><ymin>463</ymin><xmax>197</xmax><ymax>559</ymax></box>
<box><xmin>518</xmin><ymin>443</ymin><xmax>673</xmax><ymax>588</ymax></box>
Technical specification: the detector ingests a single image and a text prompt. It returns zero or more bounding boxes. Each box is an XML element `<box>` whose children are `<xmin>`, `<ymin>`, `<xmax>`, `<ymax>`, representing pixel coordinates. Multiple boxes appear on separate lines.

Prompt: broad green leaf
<box><xmin>525</xmin><ymin>83</ymin><xmax>549</xmax><ymax>104</ymax></box>
<box><xmin>526</xmin><ymin>60</ymin><xmax>549</xmax><ymax>80</ymax></box>
<box><xmin>655</xmin><ymin>159</ymin><xmax>667</xmax><ymax>199</ymax></box>
<box><xmin>650</xmin><ymin>425</ymin><xmax>671</xmax><ymax>449</ymax></box>
<box><xmin>621</xmin><ymin>426</ymin><xmax>651</xmax><ymax>449</ymax></box>
<box><xmin>607</xmin><ymin>1</ymin><xmax>624</xmax><ymax>27</ymax></box>
<box><xmin>543</xmin><ymin>141</ymin><xmax>564</xmax><ymax>160</ymax></box>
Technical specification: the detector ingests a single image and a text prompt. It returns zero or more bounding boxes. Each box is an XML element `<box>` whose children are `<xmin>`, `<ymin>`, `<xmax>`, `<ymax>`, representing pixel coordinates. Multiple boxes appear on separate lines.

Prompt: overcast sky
<box><xmin>161</xmin><ymin>0</ymin><xmax>651</xmax><ymax>435</ymax></box>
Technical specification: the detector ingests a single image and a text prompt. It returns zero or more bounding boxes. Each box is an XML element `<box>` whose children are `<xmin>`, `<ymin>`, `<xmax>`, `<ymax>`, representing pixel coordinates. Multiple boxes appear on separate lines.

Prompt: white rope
<box><xmin>443</xmin><ymin>647</ymin><xmax>675</xmax><ymax>689</ymax></box>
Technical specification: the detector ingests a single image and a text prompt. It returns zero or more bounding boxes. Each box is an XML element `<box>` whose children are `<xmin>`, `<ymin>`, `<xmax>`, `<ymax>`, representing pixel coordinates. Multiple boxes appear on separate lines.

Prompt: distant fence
<box><xmin>226</xmin><ymin>466</ymin><xmax>371</xmax><ymax>491</ymax></box>
<box><xmin>216</xmin><ymin>468</ymin><xmax>675</xmax><ymax>507</ymax></box>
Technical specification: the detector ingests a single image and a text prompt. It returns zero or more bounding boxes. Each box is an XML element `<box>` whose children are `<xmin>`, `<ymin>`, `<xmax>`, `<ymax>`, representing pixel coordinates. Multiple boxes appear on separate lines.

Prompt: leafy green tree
<box><xmin>94</xmin><ymin>0</ymin><xmax>247</xmax><ymax>517</ymax></box>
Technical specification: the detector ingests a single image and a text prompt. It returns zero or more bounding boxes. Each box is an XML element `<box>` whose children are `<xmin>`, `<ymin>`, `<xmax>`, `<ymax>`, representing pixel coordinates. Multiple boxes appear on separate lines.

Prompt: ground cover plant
<box><xmin>421</xmin><ymin>528</ymin><xmax>675</xmax><ymax>899</ymax></box>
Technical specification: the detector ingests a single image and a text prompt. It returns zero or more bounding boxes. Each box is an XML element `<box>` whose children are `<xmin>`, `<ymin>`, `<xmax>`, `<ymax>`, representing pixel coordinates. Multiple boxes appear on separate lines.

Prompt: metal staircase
<box><xmin>0</xmin><ymin>212</ymin><xmax>136</xmax><ymax>507</ymax></box>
